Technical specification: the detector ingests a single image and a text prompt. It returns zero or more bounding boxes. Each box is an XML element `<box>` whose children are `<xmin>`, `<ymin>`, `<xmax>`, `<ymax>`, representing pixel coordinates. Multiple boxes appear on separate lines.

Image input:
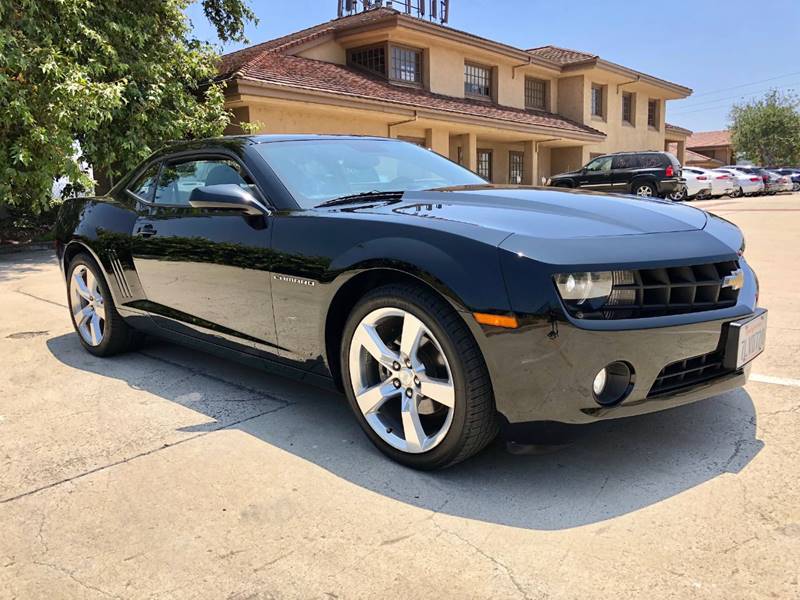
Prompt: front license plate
<box><xmin>724</xmin><ymin>310</ymin><xmax>768</xmax><ymax>369</ymax></box>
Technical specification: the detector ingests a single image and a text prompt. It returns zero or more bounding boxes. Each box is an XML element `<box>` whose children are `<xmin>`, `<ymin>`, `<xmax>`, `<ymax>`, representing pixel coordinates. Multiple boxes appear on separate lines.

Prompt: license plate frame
<box><xmin>723</xmin><ymin>309</ymin><xmax>768</xmax><ymax>370</ymax></box>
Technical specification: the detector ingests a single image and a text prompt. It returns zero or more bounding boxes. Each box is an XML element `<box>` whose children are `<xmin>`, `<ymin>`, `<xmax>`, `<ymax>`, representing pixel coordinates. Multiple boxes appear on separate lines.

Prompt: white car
<box><xmin>669</xmin><ymin>168</ymin><xmax>711</xmax><ymax>201</ymax></box>
<box><xmin>713</xmin><ymin>168</ymin><xmax>765</xmax><ymax>197</ymax></box>
<box><xmin>682</xmin><ymin>167</ymin><xmax>734</xmax><ymax>198</ymax></box>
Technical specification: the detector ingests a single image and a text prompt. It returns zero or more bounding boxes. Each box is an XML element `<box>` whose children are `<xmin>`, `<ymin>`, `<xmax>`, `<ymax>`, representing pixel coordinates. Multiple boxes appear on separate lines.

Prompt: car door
<box><xmin>130</xmin><ymin>154</ymin><xmax>279</xmax><ymax>354</ymax></box>
<box><xmin>576</xmin><ymin>156</ymin><xmax>613</xmax><ymax>191</ymax></box>
<box><xmin>610</xmin><ymin>154</ymin><xmax>639</xmax><ymax>192</ymax></box>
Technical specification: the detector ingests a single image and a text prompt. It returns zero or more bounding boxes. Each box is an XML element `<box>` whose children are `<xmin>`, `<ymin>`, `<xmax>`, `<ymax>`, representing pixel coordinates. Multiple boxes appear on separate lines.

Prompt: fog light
<box><xmin>593</xmin><ymin>368</ymin><xmax>607</xmax><ymax>395</ymax></box>
<box><xmin>593</xmin><ymin>361</ymin><xmax>634</xmax><ymax>406</ymax></box>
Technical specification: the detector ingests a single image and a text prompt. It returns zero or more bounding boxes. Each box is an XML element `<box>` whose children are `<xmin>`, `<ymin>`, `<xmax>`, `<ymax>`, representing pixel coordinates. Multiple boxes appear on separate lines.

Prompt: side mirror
<box><xmin>188</xmin><ymin>184</ymin><xmax>269</xmax><ymax>215</ymax></box>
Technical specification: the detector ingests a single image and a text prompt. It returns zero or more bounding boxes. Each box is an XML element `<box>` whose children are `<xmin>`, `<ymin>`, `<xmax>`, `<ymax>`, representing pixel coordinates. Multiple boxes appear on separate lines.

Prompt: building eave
<box><xmin>230</xmin><ymin>77</ymin><xmax>606</xmax><ymax>142</ymax></box>
<box><xmin>562</xmin><ymin>58</ymin><xmax>692</xmax><ymax>98</ymax></box>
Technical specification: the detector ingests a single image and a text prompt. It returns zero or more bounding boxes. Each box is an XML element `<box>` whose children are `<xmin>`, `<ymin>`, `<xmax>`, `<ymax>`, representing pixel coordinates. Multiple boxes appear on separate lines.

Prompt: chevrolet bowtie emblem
<box><xmin>722</xmin><ymin>268</ymin><xmax>744</xmax><ymax>291</ymax></box>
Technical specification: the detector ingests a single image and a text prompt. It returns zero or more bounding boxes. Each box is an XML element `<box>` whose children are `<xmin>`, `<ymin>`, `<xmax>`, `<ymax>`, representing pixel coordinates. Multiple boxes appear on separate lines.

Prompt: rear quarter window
<box><xmin>639</xmin><ymin>154</ymin><xmax>663</xmax><ymax>169</ymax></box>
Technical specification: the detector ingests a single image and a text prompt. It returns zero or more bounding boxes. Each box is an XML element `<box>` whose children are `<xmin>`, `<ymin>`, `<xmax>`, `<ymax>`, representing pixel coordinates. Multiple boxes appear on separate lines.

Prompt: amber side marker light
<box><xmin>473</xmin><ymin>312</ymin><xmax>519</xmax><ymax>329</ymax></box>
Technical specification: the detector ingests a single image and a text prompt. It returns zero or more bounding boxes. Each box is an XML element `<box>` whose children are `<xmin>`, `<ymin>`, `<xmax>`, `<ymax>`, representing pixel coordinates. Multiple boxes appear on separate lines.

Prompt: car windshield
<box><xmin>254</xmin><ymin>138</ymin><xmax>485</xmax><ymax>208</ymax></box>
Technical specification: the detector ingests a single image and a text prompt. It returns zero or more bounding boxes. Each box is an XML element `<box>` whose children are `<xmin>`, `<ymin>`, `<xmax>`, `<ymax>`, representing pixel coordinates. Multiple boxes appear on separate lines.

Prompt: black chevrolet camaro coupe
<box><xmin>55</xmin><ymin>135</ymin><xmax>767</xmax><ymax>469</ymax></box>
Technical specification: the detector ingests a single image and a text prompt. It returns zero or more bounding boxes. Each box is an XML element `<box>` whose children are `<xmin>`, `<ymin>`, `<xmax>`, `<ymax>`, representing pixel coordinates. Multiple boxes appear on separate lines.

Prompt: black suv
<box><xmin>547</xmin><ymin>151</ymin><xmax>683</xmax><ymax>198</ymax></box>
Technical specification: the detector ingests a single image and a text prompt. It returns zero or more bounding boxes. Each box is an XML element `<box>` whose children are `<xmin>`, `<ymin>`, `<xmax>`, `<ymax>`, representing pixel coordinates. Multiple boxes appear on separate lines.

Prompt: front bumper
<box><xmin>471</xmin><ymin>258</ymin><xmax>761</xmax><ymax>440</ymax></box>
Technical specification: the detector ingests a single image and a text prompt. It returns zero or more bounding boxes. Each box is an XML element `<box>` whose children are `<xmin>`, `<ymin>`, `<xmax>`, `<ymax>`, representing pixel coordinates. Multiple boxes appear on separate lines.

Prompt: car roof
<box><xmin>602</xmin><ymin>150</ymin><xmax>667</xmax><ymax>156</ymax></box>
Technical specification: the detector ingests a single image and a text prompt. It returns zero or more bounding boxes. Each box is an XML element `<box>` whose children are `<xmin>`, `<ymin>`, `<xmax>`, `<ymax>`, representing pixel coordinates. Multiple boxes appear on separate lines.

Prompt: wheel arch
<box><xmin>323</xmin><ymin>267</ymin><xmax>473</xmax><ymax>391</ymax></box>
<box><xmin>629</xmin><ymin>176</ymin><xmax>658</xmax><ymax>193</ymax></box>
<box><xmin>61</xmin><ymin>240</ymin><xmax>125</xmax><ymax>307</ymax></box>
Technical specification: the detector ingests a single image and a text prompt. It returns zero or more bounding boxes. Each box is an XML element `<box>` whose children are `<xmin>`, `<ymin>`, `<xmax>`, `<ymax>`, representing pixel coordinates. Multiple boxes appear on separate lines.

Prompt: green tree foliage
<box><xmin>729</xmin><ymin>90</ymin><xmax>800</xmax><ymax>166</ymax></box>
<box><xmin>0</xmin><ymin>0</ymin><xmax>256</xmax><ymax>211</ymax></box>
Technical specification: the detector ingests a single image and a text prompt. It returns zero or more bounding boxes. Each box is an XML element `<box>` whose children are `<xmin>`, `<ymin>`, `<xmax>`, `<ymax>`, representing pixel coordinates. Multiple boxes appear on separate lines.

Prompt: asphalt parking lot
<box><xmin>1</xmin><ymin>194</ymin><xmax>799</xmax><ymax>599</ymax></box>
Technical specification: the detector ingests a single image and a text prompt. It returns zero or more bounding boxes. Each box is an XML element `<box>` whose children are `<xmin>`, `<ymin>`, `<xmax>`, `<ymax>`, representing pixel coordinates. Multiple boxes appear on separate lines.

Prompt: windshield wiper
<box><xmin>314</xmin><ymin>190</ymin><xmax>405</xmax><ymax>208</ymax></box>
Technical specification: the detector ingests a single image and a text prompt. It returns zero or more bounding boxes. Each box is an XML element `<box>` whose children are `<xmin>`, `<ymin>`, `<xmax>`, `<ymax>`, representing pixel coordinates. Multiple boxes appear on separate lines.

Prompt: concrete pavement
<box><xmin>1</xmin><ymin>194</ymin><xmax>799</xmax><ymax>599</ymax></box>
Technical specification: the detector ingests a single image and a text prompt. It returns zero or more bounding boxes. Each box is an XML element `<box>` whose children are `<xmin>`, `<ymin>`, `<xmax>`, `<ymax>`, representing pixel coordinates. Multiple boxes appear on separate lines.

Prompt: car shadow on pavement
<box><xmin>46</xmin><ymin>333</ymin><xmax>764</xmax><ymax>531</ymax></box>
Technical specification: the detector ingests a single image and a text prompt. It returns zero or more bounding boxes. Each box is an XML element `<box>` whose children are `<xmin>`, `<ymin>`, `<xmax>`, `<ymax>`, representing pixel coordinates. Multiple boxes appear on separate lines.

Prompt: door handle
<box><xmin>136</xmin><ymin>223</ymin><xmax>157</xmax><ymax>238</ymax></box>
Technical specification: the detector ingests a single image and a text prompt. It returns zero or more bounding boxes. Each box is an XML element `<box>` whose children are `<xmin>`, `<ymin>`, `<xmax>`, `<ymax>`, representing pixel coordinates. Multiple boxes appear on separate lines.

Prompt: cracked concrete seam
<box><xmin>428</xmin><ymin>516</ymin><xmax>544</xmax><ymax>600</ymax></box>
<box><xmin>32</xmin><ymin>560</ymin><xmax>122</xmax><ymax>600</ymax></box>
<box><xmin>0</xmin><ymin>401</ymin><xmax>293</xmax><ymax>505</ymax></box>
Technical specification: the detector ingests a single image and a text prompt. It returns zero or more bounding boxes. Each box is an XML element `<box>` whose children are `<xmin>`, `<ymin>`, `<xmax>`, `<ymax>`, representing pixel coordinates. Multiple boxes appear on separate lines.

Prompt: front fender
<box><xmin>327</xmin><ymin>235</ymin><xmax>510</xmax><ymax>313</ymax></box>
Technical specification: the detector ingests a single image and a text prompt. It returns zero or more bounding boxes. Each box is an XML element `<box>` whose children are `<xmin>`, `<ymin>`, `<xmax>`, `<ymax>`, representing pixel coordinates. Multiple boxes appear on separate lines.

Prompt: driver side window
<box><xmin>154</xmin><ymin>158</ymin><xmax>252</xmax><ymax>206</ymax></box>
<box><xmin>585</xmin><ymin>156</ymin><xmax>612</xmax><ymax>173</ymax></box>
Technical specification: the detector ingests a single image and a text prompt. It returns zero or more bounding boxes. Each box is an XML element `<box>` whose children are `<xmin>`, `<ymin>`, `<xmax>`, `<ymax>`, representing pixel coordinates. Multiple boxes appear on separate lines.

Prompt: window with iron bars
<box><xmin>622</xmin><ymin>92</ymin><xmax>634</xmax><ymax>125</ymax></box>
<box><xmin>509</xmin><ymin>151</ymin><xmax>524</xmax><ymax>184</ymax></box>
<box><xmin>348</xmin><ymin>45</ymin><xmax>386</xmax><ymax>77</ymax></box>
<box><xmin>390</xmin><ymin>46</ymin><xmax>422</xmax><ymax>83</ymax></box>
<box><xmin>525</xmin><ymin>78</ymin><xmax>547</xmax><ymax>110</ymax></box>
<box><xmin>477</xmin><ymin>149</ymin><xmax>493</xmax><ymax>180</ymax></box>
<box><xmin>465</xmin><ymin>63</ymin><xmax>492</xmax><ymax>99</ymax></box>
<box><xmin>591</xmin><ymin>84</ymin><xmax>604</xmax><ymax>118</ymax></box>
<box><xmin>648</xmin><ymin>99</ymin><xmax>659</xmax><ymax>128</ymax></box>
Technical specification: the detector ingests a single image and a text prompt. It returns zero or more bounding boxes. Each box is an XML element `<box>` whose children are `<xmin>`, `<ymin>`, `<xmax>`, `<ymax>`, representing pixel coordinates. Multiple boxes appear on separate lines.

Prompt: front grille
<box><xmin>576</xmin><ymin>261</ymin><xmax>741</xmax><ymax>320</ymax></box>
<box><xmin>648</xmin><ymin>349</ymin><xmax>734</xmax><ymax>397</ymax></box>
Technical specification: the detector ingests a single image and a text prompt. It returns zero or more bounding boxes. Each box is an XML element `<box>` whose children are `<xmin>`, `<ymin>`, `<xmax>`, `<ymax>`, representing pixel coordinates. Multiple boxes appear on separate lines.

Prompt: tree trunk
<box><xmin>93</xmin><ymin>168</ymin><xmax>115</xmax><ymax>196</ymax></box>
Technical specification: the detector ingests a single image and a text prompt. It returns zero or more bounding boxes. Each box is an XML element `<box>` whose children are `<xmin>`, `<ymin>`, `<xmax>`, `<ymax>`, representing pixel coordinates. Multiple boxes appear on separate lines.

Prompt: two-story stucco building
<box><xmin>218</xmin><ymin>7</ymin><xmax>692</xmax><ymax>184</ymax></box>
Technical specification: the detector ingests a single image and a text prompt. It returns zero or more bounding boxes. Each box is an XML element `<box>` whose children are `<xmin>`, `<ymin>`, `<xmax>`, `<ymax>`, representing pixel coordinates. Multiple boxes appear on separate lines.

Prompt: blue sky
<box><xmin>188</xmin><ymin>0</ymin><xmax>800</xmax><ymax>133</ymax></box>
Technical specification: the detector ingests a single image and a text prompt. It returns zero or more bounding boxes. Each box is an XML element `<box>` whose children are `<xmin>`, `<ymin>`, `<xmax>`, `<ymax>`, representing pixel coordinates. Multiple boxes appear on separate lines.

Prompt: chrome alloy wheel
<box><xmin>69</xmin><ymin>264</ymin><xmax>106</xmax><ymax>346</ymax></box>
<box><xmin>635</xmin><ymin>184</ymin><xmax>654</xmax><ymax>197</ymax></box>
<box><xmin>669</xmin><ymin>186</ymin><xmax>686</xmax><ymax>201</ymax></box>
<box><xmin>348</xmin><ymin>307</ymin><xmax>455</xmax><ymax>454</ymax></box>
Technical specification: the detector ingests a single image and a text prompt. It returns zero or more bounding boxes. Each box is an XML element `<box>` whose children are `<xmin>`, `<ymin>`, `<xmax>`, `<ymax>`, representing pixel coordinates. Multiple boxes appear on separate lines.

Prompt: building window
<box><xmin>509</xmin><ymin>151</ymin><xmax>524</xmax><ymax>184</ymax></box>
<box><xmin>477</xmin><ymin>149</ymin><xmax>492</xmax><ymax>180</ymax></box>
<box><xmin>348</xmin><ymin>45</ymin><xmax>386</xmax><ymax>77</ymax></box>
<box><xmin>390</xmin><ymin>46</ymin><xmax>422</xmax><ymax>83</ymax></box>
<box><xmin>348</xmin><ymin>44</ymin><xmax>423</xmax><ymax>85</ymax></box>
<box><xmin>465</xmin><ymin>63</ymin><xmax>492</xmax><ymax>99</ymax></box>
<box><xmin>591</xmin><ymin>84</ymin><xmax>604</xmax><ymax>118</ymax></box>
<box><xmin>648</xmin><ymin>99</ymin><xmax>660</xmax><ymax>128</ymax></box>
<box><xmin>525</xmin><ymin>78</ymin><xmax>547</xmax><ymax>110</ymax></box>
<box><xmin>622</xmin><ymin>92</ymin><xmax>634</xmax><ymax>125</ymax></box>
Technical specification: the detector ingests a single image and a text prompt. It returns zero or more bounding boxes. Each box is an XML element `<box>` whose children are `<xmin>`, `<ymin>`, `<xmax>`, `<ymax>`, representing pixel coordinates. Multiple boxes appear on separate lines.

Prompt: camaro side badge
<box><xmin>273</xmin><ymin>274</ymin><xmax>316</xmax><ymax>287</ymax></box>
<box><xmin>722</xmin><ymin>268</ymin><xmax>744</xmax><ymax>291</ymax></box>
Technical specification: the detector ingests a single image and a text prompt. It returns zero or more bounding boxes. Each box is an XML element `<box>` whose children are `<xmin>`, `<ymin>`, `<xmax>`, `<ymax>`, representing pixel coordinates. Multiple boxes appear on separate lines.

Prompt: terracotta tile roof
<box><xmin>665</xmin><ymin>122</ymin><xmax>693</xmax><ymax>136</ymax></box>
<box><xmin>218</xmin><ymin>9</ymin><xmax>604</xmax><ymax>139</ymax></box>
<box><xmin>219</xmin><ymin>8</ymin><xmax>396</xmax><ymax>77</ymax></box>
<box><xmin>686</xmin><ymin>130</ymin><xmax>731</xmax><ymax>149</ymax></box>
<box><xmin>526</xmin><ymin>45</ymin><xmax>597</xmax><ymax>65</ymax></box>
<box><xmin>234</xmin><ymin>53</ymin><xmax>603</xmax><ymax>137</ymax></box>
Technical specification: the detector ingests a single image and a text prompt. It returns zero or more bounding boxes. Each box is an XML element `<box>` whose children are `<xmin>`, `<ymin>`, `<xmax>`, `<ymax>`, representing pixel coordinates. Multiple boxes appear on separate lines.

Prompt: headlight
<box><xmin>554</xmin><ymin>271</ymin><xmax>614</xmax><ymax>309</ymax></box>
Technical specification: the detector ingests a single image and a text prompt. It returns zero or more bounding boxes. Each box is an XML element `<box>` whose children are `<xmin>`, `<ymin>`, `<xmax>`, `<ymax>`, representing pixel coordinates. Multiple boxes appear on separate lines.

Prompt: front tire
<box><xmin>668</xmin><ymin>186</ymin><xmax>686</xmax><ymax>201</ymax></box>
<box><xmin>341</xmin><ymin>284</ymin><xmax>497</xmax><ymax>469</ymax></box>
<box><xmin>67</xmin><ymin>254</ymin><xmax>140</xmax><ymax>357</ymax></box>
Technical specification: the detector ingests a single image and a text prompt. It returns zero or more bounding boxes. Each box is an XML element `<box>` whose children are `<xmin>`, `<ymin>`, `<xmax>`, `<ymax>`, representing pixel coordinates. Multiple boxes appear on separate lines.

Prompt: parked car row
<box><xmin>544</xmin><ymin>150</ymin><xmax>797</xmax><ymax>201</ymax></box>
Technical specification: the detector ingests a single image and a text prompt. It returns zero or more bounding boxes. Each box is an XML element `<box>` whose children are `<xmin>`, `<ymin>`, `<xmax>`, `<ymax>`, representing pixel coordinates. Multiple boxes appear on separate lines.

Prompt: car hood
<box><xmin>342</xmin><ymin>186</ymin><xmax>708</xmax><ymax>240</ymax></box>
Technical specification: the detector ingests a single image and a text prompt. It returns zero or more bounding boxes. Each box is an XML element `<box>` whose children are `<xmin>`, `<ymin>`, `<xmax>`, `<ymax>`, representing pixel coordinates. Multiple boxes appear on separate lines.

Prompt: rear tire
<box><xmin>632</xmin><ymin>181</ymin><xmax>657</xmax><ymax>197</ymax></box>
<box><xmin>340</xmin><ymin>283</ymin><xmax>498</xmax><ymax>469</ymax></box>
<box><xmin>731</xmin><ymin>187</ymin><xmax>743</xmax><ymax>198</ymax></box>
<box><xmin>67</xmin><ymin>253</ymin><xmax>141</xmax><ymax>357</ymax></box>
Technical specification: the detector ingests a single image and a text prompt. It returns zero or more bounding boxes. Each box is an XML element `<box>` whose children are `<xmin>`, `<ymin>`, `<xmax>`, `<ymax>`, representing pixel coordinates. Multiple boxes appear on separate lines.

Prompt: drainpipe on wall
<box><xmin>616</xmin><ymin>75</ymin><xmax>640</xmax><ymax>94</ymax></box>
<box><xmin>512</xmin><ymin>57</ymin><xmax>533</xmax><ymax>79</ymax></box>
<box><xmin>387</xmin><ymin>112</ymin><xmax>419</xmax><ymax>137</ymax></box>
